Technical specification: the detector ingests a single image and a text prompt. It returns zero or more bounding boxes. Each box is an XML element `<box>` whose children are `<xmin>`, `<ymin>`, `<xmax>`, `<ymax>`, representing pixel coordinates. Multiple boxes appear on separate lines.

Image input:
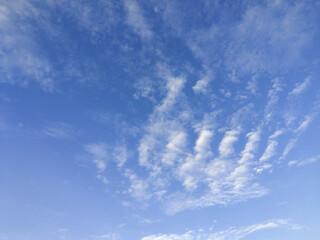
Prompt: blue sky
<box><xmin>1</xmin><ymin>0</ymin><xmax>320</xmax><ymax>239</ymax></box>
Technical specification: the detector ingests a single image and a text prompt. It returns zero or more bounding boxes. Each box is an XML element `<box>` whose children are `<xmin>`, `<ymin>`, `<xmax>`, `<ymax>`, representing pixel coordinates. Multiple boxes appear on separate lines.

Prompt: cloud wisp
<box><xmin>141</xmin><ymin>219</ymin><xmax>300</xmax><ymax>240</ymax></box>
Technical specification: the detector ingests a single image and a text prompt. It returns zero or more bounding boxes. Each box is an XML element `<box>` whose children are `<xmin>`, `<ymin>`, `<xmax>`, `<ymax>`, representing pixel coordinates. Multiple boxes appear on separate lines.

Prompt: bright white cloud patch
<box><xmin>219</xmin><ymin>130</ymin><xmax>240</xmax><ymax>158</ymax></box>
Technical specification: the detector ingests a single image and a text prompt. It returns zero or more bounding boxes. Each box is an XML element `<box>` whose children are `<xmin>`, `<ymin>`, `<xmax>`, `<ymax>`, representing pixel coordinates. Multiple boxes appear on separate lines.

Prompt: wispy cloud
<box><xmin>42</xmin><ymin>122</ymin><xmax>73</xmax><ymax>139</ymax></box>
<box><xmin>113</xmin><ymin>146</ymin><xmax>128</xmax><ymax>168</ymax></box>
<box><xmin>125</xmin><ymin>169</ymin><xmax>151</xmax><ymax>201</ymax></box>
<box><xmin>91</xmin><ymin>232</ymin><xmax>120</xmax><ymax>240</ymax></box>
<box><xmin>138</xmin><ymin>66</ymin><xmax>187</xmax><ymax>169</ymax></box>
<box><xmin>290</xmin><ymin>77</ymin><xmax>311</xmax><ymax>95</ymax></box>
<box><xmin>288</xmin><ymin>154</ymin><xmax>320</xmax><ymax>167</ymax></box>
<box><xmin>0</xmin><ymin>0</ymin><xmax>55</xmax><ymax>90</ymax></box>
<box><xmin>96</xmin><ymin>174</ymin><xmax>109</xmax><ymax>185</ymax></box>
<box><xmin>256</xmin><ymin>129</ymin><xmax>284</xmax><ymax>172</ymax></box>
<box><xmin>192</xmin><ymin>68</ymin><xmax>213</xmax><ymax>94</ymax></box>
<box><xmin>295</xmin><ymin>114</ymin><xmax>313</xmax><ymax>133</ymax></box>
<box><xmin>259</xmin><ymin>140</ymin><xmax>278</xmax><ymax>162</ymax></box>
<box><xmin>281</xmin><ymin>113</ymin><xmax>316</xmax><ymax>160</ymax></box>
<box><xmin>123</xmin><ymin>0</ymin><xmax>153</xmax><ymax>40</ymax></box>
<box><xmin>219</xmin><ymin>129</ymin><xmax>240</xmax><ymax>158</ymax></box>
<box><xmin>141</xmin><ymin>219</ymin><xmax>299</xmax><ymax>240</ymax></box>
<box><xmin>85</xmin><ymin>143</ymin><xmax>108</xmax><ymax>172</ymax></box>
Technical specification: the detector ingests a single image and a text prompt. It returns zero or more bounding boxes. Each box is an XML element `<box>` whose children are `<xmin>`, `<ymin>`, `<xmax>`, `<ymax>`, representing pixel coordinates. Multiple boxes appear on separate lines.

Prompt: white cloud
<box><xmin>42</xmin><ymin>122</ymin><xmax>72</xmax><ymax>139</ymax></box>
<box><xmin>138</xmin><ymin>67</ymin><xmax>187</xmax><ymax>170</ymax></box>
<box><xmin>281</xmin><ymin>112</ymin><xmax>316</xmax><ymax>160</ymax></box>
<box><xmin>219</xmin><ymin>130</ymin><xmax>240</xmax><ymax>158</ymax></box>
<box><xmin>264</xmin><ymin>78</ymin><xmax>282</xmax><ymax>123</ymax></box>
<box><xmin>194</xmin><ymin>129</ymin><xmax>214</xmax><ymax>159</ymax></box>
<box><xmin>96</xmin><ymin>174</ymin><xmax>108</xmax><ymax>184</ymax></box>
<box><xmin>85</xmin><ymin>143</ymin><xmax>108</xmax><ymax>172</ymax></box>
<box><xmin>246</xmin><ymin>75</ymin><xmax>258</xmax><ymax>94</ymax></box>
<box><xmin>141</xmin><ymin>219</ymin><xmax>298</xmax><ymax>240</ymax></box>
<box><xmin>226</xmin><ymin>1</ymin><xmax>315</xmax><ymax>75</ymax></box>
<box><xmin>281</xmin><ymin>138</ymin><xmax>297</xmax><ymax>160</ymax></box>
<box><xmin>178</xmin><ymin>129</ymin><xmax>214</xmax><ymax>191</ymax></box>
<box><xmin>125</xmin><ymin>169</ymin><xmax>151</xmax><ymax>201</ymax></box>
<box><xmin>156</xmin><ymin>75</ymin><xmax>186</xmax><ymax>114</ymax></box>
<box><xmin>192</xmin><ymin>68</ymin><xmax>213</xmax><ymax>94</ymax></box>
<box><xmin>256</xmin><ymin>129</ymin><xmax>283</xmax><ymax>172</ymax></box>
<box><xmin>134</xmin><ymin>77</ymin><xmax>156</xmax><ymax>101</ymax></box>
<box><xmin>0</xmin><ymin>0</ymin><xmax>120</xmax><ymax>91</ymax></box>
<box><xmin>162</xmin><ymin>131</ymin><xmax>187</xmax><ymax>166</ymax></box>
<box><xmin>288</xmin><ymin>154</ymin><xmax>320</xmax><ymax>167</ymax></box>
<box><xmin>270</xmin><ymin>129</ymin><xmax>284</xmax><ymax>139</ymax></box>
<box><xmin>238</xmin><ymin>130</ymin><xmax>261</xmax><ymax>164</ymax></box>
<box><xmin>295</xmin><ymin>114</ymin><xmax>313</xmax><ymax>133</ymax></box>
<box><xmin>290</xmin><ymin>77</ymin><xmax>311</xmax><ymax>95</ymax></box>
<box><xmin>124</xmin><ymin>0</ymin><xmax>153</xmax><ymax>40</ymax></box>
<box><xmin>113</xmin><ymin>146</ymin><xmax>128</xmax><ymax>168</ymax></box>
<box><xmin>259</xmin><ymin>140</ymin><xmax>278</xmax><ymax>163</ymax></box>
<box><xmin>91</xmin><ymin>232</ymin><xmax>120</xmax><ymax>240</ymax></box>
<box><xmin>0</xmin><ymin>0</ymin><xmax>55</xmax><ymax>90</ymax></box>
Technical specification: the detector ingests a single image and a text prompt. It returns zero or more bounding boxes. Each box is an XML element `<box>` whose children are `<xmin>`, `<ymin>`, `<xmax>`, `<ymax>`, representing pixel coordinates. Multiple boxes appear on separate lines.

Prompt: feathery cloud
<box><xmin>141</xmin><ymin>219</ymin><xmax>298</xmax><ymax>240</ymax></box>
<box><xmin>85</xmin><ymin>143</ymin><xmax>108</xmax><ymax>172</ymax></box>
<box><xmin>290</xmin><ymin>77</ymin><xmax>311</xmax><ymax>95</ymax></box>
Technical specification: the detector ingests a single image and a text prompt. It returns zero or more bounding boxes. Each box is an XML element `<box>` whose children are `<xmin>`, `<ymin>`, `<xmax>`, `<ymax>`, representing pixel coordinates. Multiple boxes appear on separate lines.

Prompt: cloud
<box><xmin>91</xmin><ymin>232</ymin><xmax>120</xmax><ymax>240</ymax></box>
<box><xmin>138</xmin><ymin>66</ymin><xmax>187</xmax><ymax>169</ymax></box>
<box><xmin>255</xmin><ymin>129</ymin><xmax>283</xmax><ymax>173</ymax></box>
<box><xmin>238</xmin><ymin>129</ymin><xmax>261</xmax><ymax>164</ymax></box>
<box><xmin>281</xmin><ymin>138</ymin><xmax>297</xmax><ymax>160</ymax></box>
<box><xmin>42</xmin><ymin>122</ymin><xmax>73</xmax><ymax>139</ymax></box>
<box><xmin>96</xmin><ymin>174</ymin><xmax>108</xmax><ymax>185</ymax></box>
<box><xmin>290</xmin><ymin>77</ymin><xmax>311</xmax><ymax>95</ymax></box>
<box><xmin>178</xmin><ymin>129</ymin><xmax>214</xmax><ymax>191</ymax></box>
<box><xmin>219</xmin><ymin>130</ymin><xmax>240</xmax><ymax>158</ymax></box>
<box><xmin>85</xmin><ymin>143</ymin><xmax>108</xmax><ymax>172</ymax></box>
<box><xmin>0</xmin><ymin>0</ymin><xmax>55</xmax><ymax>90</ymax></box>
<box><xmin>141</xmin><ymin>219</ymin><xmax>298</xmax><ymax>240</ymax></box>
<box><xmin>134</xmin><ymin>77</ymin><xmax>156</xmax><ymax>101</ymax></box>
<box><xmin>288</xmin><ymin>154</ymin><xmax>320</xmax><ymax>167</ymax></box>
<box><xmin>162</xmin><ymin>131</ymin><xmax>187</xmax><ymax>166</ymax></box>
<box><xmin>295</xmin><ymin>114</ymin><xmax>313</xmax><ymax>133</ymax></box>
<box><xmin>0</xmin><ymin>0</ymin><xmax>120</xmax><ymax>91</ymax></box>
<box><xmin>225</xmin><ymin>1</ymin><xmax>315</xmax><ymax>75</ymax></box>
<box><xmin>259</xmin><ymin>141</ymin><xmax>278</xmax><ymax>163</ymax></box>
<box><xmin>192</xmin><ymin>68</ymin><xmax>213</xmax><ymax>94</ymax></box>
<box><xmin>113</xmin><ymin>146</ymin><xmax>128</xmax><ymax>168</ymax></box>
<box><xmin>125</xmin><ymin>169</ymin><xmax>151</xmax><ymax>201</ymax></box>
<box><xmin>264</xmin><ymin>78</ymin><xmax>282</xmax><ymax>123</ymax></box>
<box><xmin>123</xmin><ymin>0</ymin><xmax>153</xmax><ymax>40</ymax></box>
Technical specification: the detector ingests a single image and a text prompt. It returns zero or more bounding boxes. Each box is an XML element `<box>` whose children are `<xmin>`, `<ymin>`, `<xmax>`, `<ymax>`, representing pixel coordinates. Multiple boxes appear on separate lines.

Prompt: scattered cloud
<box><xmin>295</xmin><ymin>114</ymin><xmax>313</xmax><ymax>133</ymax></box>
<box><xmin>288</xmin><ymin>155</ymin><xmax>320</xmax><ymax>167</ymax></box>
<box><xmin>42</xmin><ymin>122</ymin><xmax>73</xmax><ymax>139</ymax></box>
<box><xmin>125</xmin><ymin>169</ymin><xmax>151</xmax><ymax>201</ymax></box>
<box><xmin>91</xmin><ymin>232</ymin><xmax>120</xmax><ymax>240</ymax></box>
<box><xmin>219</xmin><ymin>129</ymin><xmax>240</xmax><ymax>158</ymax></box>
<box><xmin>141</xmin><ymin>219</ymin><xmax>299</xmax><ymax>240</ymax></box>
<box><xmin>96</xmin><ymin>174</ymin><xmax>109</xmax><ymax>185</ymax></box>
<box><xmin>85</xmin><ymin>143</ymin><xmax>109</xmax><ymax>172</ymax></box>
<box><xmin>192</xmin><ymin>68</ymin><xmax>213</xmax><ymax>94</ymax></box>
<box><xmin>123</xmin><ymin>0</ymin><xmax>153</xmax><ymax>40</ymax></box>
<box><xmin>290</xmin><ymin>77</ymin><xmax>311</xmax><ymax>95</ymax></box>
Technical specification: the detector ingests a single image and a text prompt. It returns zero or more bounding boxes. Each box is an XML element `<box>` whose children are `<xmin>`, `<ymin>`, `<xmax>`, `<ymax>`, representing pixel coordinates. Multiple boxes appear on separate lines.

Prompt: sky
<box><xmin>0</xmin><ymin>0</ymin><xmax>320</xmax><ymax>239</ymax></box>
